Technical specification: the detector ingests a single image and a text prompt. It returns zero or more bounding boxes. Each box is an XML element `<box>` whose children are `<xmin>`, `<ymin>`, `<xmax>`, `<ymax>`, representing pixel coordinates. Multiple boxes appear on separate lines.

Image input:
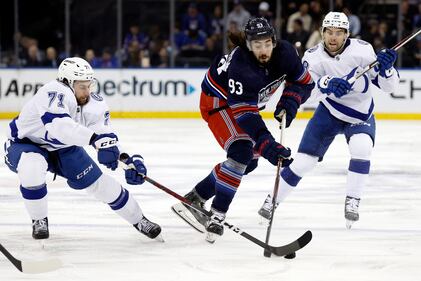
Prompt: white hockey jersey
<box><xmin>302</xmin><ymin>38</ymin><xmax>399</xmax><ymax>124</ymax></box>
<box><xmin>7</xmin><ymin>80</ymin><xmax>113</xmax><ymax>151</ymax></box>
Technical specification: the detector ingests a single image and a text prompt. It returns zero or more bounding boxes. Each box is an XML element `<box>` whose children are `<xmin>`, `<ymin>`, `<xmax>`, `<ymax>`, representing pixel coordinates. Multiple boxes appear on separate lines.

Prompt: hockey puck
<box><xmin>284</xmin><ymin>252</ymin><xmax>296</xmax><ymax>259</ymax></box>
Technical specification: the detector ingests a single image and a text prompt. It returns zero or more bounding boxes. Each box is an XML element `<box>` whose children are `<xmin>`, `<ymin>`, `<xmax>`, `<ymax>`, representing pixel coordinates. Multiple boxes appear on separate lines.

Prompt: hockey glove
<box><xmin>255</xmin><ymin>134</ymin><xmax>291</xmax><ymax>166</ymax></box>
<box><xmin>318</xmin><ymin>76</ymin><xmax>351</xmax><ymax>98</ymax></box>
<box><xmin>275</xmin><ymin>96</ymin><xmax>299</xmax><ymax>128</ymax></box>
<box><xmin>376</xmin><ymin>49</ymin><xmax>397</xmax><ymax>77</ymax></box>
<box><xmin>123</xmin><ymin>154</ymin><xmax>147</xmax><ymax>185</ymax></box>
<box><xmin>90</xmin><ymin>133</ymin><xmax>120</xmax><ymax>170</ymax></box>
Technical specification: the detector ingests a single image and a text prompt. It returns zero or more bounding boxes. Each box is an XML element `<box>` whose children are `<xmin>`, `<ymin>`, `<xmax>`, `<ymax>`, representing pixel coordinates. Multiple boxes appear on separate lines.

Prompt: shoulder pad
<box><xmin>357</xmin><ymin>39</ymin><xmax>369</xmax><ymax>45</ymax></box>
<box><xmin>307</xmin><ymin>45</ymin><xmax>319</xmax><ymax>53</ymax></box>
<box><xmin>90</xmin><ymin>91</ymin><xmax>103</xmax><ymax>101</ymax></box>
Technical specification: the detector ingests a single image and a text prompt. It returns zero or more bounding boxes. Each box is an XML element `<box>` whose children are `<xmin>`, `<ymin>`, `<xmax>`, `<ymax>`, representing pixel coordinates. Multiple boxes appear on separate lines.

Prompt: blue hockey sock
<box><xmin>194</xmin><ymin>171</ymin><xmax>217</xmax><ymax>200</ymax></box>
<box><xmin>211</xmin><ymin>159</ymin><xmax>246</xmax><ymax>213</ymax></box>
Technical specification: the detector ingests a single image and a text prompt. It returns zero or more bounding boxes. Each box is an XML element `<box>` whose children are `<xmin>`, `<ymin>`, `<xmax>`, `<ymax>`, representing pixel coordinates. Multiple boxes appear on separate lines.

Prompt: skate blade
<box><xmin>154</xmin><ymin>234</ymin><xmax>165</xmax><ymax>243</ymax></box>
<box><xmin>346</xmin><ymin>220</ymin><xmax>355</xmax><ymax>229</ymax></box>
<box><xmin>205</xmin><ymin>232</ymin><xmax>216</xmax><ymax>244</ymax></box>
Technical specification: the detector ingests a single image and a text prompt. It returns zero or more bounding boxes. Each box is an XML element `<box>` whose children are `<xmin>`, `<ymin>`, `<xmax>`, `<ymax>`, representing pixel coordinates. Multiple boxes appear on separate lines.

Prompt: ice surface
<box><xmin>0</xmin><ymin>119</ymin><xmax>420</xmax><ymax>281</ymax></box>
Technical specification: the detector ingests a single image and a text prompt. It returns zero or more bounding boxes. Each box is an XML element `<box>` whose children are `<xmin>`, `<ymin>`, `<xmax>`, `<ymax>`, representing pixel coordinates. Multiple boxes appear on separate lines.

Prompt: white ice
<box><xmin>0</xmin><ymin>118</ymin><xmax>420</xmax><ymax>281</ymax></box>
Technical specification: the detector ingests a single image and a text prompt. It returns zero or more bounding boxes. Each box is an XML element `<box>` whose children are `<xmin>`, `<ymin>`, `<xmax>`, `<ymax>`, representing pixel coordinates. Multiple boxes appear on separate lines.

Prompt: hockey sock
<box><xmin>211</xmin><ymin>158</ymin><xmax>246</xmax><ymax>213</ymax></box>
<box><xmin>194</xmin><ymin>171</ymin><xmax>217</xmax><ymax>200</ymax></box>
<box><xmin>346</xmin><ymin>159</ymin><xmax>370</xmax><ymax>199</ymax></box>
<box><xmin>20</xmin><ymin>184</ymin><xmax>48</xmax><ymax>220</ymax></box>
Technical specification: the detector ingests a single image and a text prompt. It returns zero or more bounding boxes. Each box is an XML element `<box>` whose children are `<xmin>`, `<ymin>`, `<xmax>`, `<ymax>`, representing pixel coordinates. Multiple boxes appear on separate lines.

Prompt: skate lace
<box><xmin>33</xmin><ymin>219</ymin><xmax>48</xmax><ymax>231</ymax></box>
<box><xmin>139</xmin><ymin>218</ymin><xmax>155</xmax><ymax>233</ymax></box>
<box><xmin>346</xmin><ymin>198</ymin><xmax>360</xmax><ymax>213</ymax></box>
<box><xmin>262</xmin><ymin>195</ymin><xmax>279</xmax><ymax>211</ymax></box>
<box><xmin>210</xmin><ymin>211</ymin><xmax>226</xmax><ymax>226</ymax></box>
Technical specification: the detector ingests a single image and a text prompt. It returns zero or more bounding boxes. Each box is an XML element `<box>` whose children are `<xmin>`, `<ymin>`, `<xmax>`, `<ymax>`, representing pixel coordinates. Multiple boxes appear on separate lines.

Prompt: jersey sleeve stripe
<box><xmin>40</xmin><ymin>112</ymin><xmax>71</xmax><ymax>125</ymax></box>
<box><xmin>206</xmin><ymin>71</ymin><xmax>227</xmax><ymax>97</ymax></box>
<box><xmin>296</xmin><ymin>70</ymin><xmax>313</xmax><ymax>84</ymax></box>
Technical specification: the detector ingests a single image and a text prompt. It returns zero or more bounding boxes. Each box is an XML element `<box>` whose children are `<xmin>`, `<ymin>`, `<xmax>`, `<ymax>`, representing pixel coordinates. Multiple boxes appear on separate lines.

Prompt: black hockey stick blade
<box><xmin>0</xmin><ymin>243</ymin><xmax>62</xmax><ymax>274</ymax></box>
<box><xmin>267</xmin><ymin>230</ymin><xmax>312</xmax><ymax>256</ymax></box>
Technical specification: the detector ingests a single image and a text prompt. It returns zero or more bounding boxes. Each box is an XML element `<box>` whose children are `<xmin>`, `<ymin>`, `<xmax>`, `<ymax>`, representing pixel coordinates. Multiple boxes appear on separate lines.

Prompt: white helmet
<box><xmin>322</xmin><ymin>12</ymin><xmax>349</xmax><ymax>32</ymax></box>
<box><xmin>57</xmin><ymin>57</ymin><xmax>94</xmax><ymax>89</ymax></box>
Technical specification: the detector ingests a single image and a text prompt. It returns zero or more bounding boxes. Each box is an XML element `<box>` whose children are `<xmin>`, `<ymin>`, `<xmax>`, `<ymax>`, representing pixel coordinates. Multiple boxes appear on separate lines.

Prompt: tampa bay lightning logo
<box><xmin>90</xmin><ymin>92</ymin><xmax>103</xmax><ymax>101</ymax></box>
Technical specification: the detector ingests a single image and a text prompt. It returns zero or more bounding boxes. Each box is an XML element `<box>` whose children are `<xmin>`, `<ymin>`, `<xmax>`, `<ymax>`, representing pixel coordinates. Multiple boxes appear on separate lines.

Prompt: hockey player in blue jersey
<box><xmin>258</xmin><ymin>12</ymin><xmax>399</xmax><ymax>229</ymax></box>
<box><xmin>3</xmin><ymin>57</ymin><xmax>162</xmax><ymax>240</ymax></box>
<box><xmin>176</xmin><ymin>17</ymin><xmax>314</xmax><ymax>242</ymax></box>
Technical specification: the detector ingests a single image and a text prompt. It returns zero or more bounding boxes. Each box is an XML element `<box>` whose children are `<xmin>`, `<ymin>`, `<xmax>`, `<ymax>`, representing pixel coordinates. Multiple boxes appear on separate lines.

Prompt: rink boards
<box><xmin>0</xmin><ymin>68</ymin><xmax>420</xmax><ymax>119</ymax></box>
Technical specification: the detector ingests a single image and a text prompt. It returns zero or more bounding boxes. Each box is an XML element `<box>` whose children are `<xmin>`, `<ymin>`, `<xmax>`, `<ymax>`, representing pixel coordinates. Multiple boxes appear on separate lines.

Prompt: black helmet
<box><xmin>244</xmin><ymin>17</ymin><xmax>276</xmax><ymax>43</ymax></box>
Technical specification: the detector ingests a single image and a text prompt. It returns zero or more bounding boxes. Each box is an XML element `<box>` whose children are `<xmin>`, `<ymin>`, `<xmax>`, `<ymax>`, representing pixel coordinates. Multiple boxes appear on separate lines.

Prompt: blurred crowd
<box><xmin>2</xmin><ymin>0</ymin><xmax>421</xmax><ymax>68</ymax></box>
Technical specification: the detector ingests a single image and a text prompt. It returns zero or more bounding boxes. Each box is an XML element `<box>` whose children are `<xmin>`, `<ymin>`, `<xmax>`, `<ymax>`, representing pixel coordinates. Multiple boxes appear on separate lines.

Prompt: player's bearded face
<box><xmin>74</xmin><ymin>80</ymin><xmax>93</xmax><ymax>106</ymax></box>
<box><xmin>323</xmin><ymin>27</ymin><xmax>347</xmax><ymax>53</ymax></box>
<box><xmin>250</xmin><ymin>38</ymin><xmax>274</xmax><ymax>64</ymax></box>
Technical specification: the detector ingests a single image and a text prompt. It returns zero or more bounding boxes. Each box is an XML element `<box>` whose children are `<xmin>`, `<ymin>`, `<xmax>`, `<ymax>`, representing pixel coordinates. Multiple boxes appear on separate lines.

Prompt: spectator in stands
<box><xmin>378</xmin><ymin>21</ymin><xmax>395</xmax><ymax>48</ymax></box>
<box><xmin>209</xmin><ymin>4</ymin><xmax>224</xmax><ymax>38</ymax></box>
<box><xmin>178</xmin><ymin>22</ymin><xmax>206</xmax><ymax>53</ymax></box>
<box><xmin>401</xmin><ymin>0</ymin><xmax>415</xmax><ymax>33</ymax></box>
<box><xmin>208</xmin><ymin>4</ymin><xmax>224</xmax><ymax>56</ymax></box>
<box><xmin>84</xmin><ymin>49</ymin><xmax>101</xmax><ymax>68</ymax></box>
<box><xmin>99</xmin><ymin>48</ymin><xmax>118</xmax><ymax>68</ymax></box>
<box><xmin>309</xmin><ymin>1</ymin><xmax>323</xmax><ymax>30</ymax></box>
<box><xmin>413</xmin><ymin>3</ymin><xmax>421</xmax><ymax>29</ymax></box>
<box><xmin>257</xmin><ymin>2</ymin><xmax>274</xmax><ymax>25</ymax></box>
<box><xmin>24</xmin><ymin>44</ymin><xmax>43</xmax><ymax>67</ymax></box>
<box><xmin>43</xmin><ymin>47</ymin><xmax>60</xmax><ymax>68</ymax></box>
<box><xmin>361</xmin><ymin>19</ymin><xmax>379</xmax><ymax>44</ymax></box>
<box><xmin>287</xmin><ymin>18</ymin><xmax>309</xmax><ymax>56</ymax></box>
<box><xmin>286</xmin><ymin>3</ymin><xmax>312</xmax><ymax>34</ymax></box>
<box><xmin>343</xmin><ymin>7</ymin><xmax>361</xmax><ymax>37</ymax></box>
<box><xmin>123</xmin><ymin>24</ymin><xmax>149</xmax><ymax>51</ymax></box>
<box><xmin>149</xmin><ymin>40</ymin><xmax>169</xmax><ymax>68</ymax></box>
<box><xmin>123</xmin><ymin>41</ymin><xmax>141</xmax><ymax>67</ymax></box>
<box><xmin>306</xmin><ymin>21</ymin><xmax>322</xmax><ymax>49</ymax></box>
<box><xmin>227</xmin><ymin>0</ymin><xmax>251</xmax><ymax>32</ymax></box>
<box><xmin>181</xmin><ymin>2</ymin><xmax>207</xmax><ymax>35</ymax></box>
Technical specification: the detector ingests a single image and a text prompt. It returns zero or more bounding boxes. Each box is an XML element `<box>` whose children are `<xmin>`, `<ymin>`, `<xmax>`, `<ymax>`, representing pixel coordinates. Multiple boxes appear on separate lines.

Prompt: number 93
<box><xmin>228</xmin><ymin>79</ymin><xmax>243</xmax><ymax>95</ymax></box>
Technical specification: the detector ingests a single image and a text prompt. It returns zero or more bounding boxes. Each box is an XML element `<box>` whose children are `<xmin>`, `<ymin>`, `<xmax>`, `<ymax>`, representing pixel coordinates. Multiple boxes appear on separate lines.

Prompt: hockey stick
<box><xmin>348</xmin><ymin>28</ymin><xmax>421</xmax><ymax>84</ymax></box>
<box><xmin>0</xmin><ymin>243</ymin><xmax>62</xmax><ymax>274</ymax></box>
<box><xmin>143</xmin><ymin>176</ymin><xmax>312</xmax><ymax>257</ymax></box>
<box><xmin>263</xmin><ymin>112</ymin><xmax>287</xmax><ymax>258</ymax></box>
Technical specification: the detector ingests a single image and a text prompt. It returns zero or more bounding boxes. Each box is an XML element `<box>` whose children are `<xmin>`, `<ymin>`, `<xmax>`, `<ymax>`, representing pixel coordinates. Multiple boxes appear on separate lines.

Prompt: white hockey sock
<box><xmin>346</xmin><ymin>170</ymin><xmax>368</xmax><ymax>199</ymax></box>
<box><xmin>24</xmin><ymin>196</ymin><xmax>48</xmax><ymax>220</ymax></box>
<box><xmin>114</xmin><ymin>193</ymin><xmax>143</xmax><ymax>225</ymax></box>
<box><xmin>85</xmin><ymin>174</ymin><xmax>143</xmax><ymax>225</ymax></box>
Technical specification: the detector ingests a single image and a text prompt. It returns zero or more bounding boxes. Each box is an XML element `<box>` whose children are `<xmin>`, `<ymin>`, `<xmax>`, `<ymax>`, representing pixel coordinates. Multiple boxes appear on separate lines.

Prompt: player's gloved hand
<box><xmin>255</xmin><ymin>134</ymin><xmax>291</xmax><ymax>166</ymax></box>
<box><xmin>123</xmin><ymin>154</ymin><xmax>147</xmax><ymax>185</ymax></box>
<box><xmin>376</xmin><ymin>49</ymin><xmax>397</xmax><ymax>77</ymax></box>
<box><xmin>275</xmin><ymin>87</ymin><xmax>301</xmax><ymax>128</ymax></box>
<box><xmin>90</xmin><ymin>133</ymin><xmax>119</xmax><ymax>170</ymax></box>
<box><xmin>318</xmin><ymin>75</ymin><xmax>351</xmax><ymax>98</ymax></box>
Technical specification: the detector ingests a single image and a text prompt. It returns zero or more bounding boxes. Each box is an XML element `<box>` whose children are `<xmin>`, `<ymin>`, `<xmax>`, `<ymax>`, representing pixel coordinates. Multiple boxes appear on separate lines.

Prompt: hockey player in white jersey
<box><xmin>258</xmin><ymin>12</ymin><xmax>399</xmax><ymax>228</ymax></box>
<box><xmin>3</xmin><ymin>57</ymin><xmax>162</xmax><ymax>240</ymax></box>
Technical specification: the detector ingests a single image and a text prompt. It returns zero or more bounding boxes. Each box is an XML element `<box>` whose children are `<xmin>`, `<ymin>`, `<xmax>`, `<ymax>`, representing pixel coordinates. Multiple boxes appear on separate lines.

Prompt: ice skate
<box><xmin>258</xmin><ymin>194</ymin><xmax>279</xmax><ymax>221</ymax></box>
<box><xmin>345</xmin><ymin>196</ymin><xmax>360</xmax><ymax>229</ymax></box>
<box><xmin>134</xmin><ymin>216</ymin><xmax>164</xmax><ymax>242</ymax></box>
<box><xmin>182</xmin><ymin>189</ymin><xmax>208</xmax><ymax>226</ymax></box>
<box><xmin>32</xmin><ymin>217</ymin><xmax>49</xmax><ymax>240</ymax></box>
<box><xmin>205</xmin><ymin>208</ymin><xmax>225</xmax><ymax>243</ymax></box>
